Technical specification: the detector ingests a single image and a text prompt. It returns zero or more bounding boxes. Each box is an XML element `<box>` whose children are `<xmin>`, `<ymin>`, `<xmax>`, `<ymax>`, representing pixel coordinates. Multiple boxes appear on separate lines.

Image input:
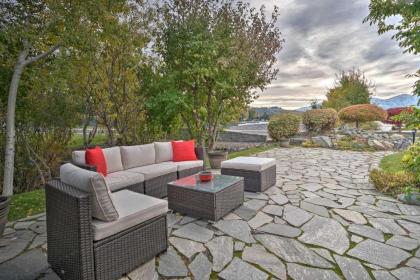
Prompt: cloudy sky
<box><xmin>249</xmin><ymin>0</ymin><xmax>420</xmax><ymax>109</ymax></box>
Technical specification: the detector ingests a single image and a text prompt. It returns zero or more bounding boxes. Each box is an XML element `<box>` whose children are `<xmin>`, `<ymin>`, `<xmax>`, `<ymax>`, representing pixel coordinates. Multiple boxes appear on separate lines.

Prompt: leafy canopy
<box><xmin>323</xmin><ymin>69</ymin><xmax>373</xmax><ymax>111</ymax></box>
<box><xmin>152</xmin><ymin>0</ymin><xmax>284</xmax><ymax>149</ymax></box>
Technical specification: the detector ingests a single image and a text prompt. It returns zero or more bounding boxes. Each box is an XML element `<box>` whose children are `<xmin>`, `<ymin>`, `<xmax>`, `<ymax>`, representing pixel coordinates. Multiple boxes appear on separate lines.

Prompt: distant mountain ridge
<box><xmin>295</xmin><ymin>94</ymin><xmax>419</xmax><ymax>112</ymax></box>
<box><xmin>370</xmin><ymin>94</ymin><xmax>419</xmax><ymax>109</ymax></box>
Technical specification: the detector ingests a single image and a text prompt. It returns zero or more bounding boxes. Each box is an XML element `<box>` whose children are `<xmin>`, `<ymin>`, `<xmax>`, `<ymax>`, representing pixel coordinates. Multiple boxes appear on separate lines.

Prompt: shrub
<box><xmin>402</xmin><ymin>142</ymin><xmax>420</xmax><ymax>182</ymax></box>
<box><xmin>385</xmin><ymin>107</ymin><xmax>411</xmax><ymax>126</ymax></box>
<box><xmin>268</xmin><ymin>114</ymin><xmax>300</xmax><ymax>141</ymax></box>
<box><xmin>339</xmin><ymin>104</ymin><xmax>387</xmax><ymax>129</ymax></box>
<box><xmin>302</xmin><ymin>108</ymin><xmax>338</xmax><ymax>133</ymax></box>
<box><xmin>369</xmin><ymin>169</ymin><xmax>417</xmax><ymax>194</ymax></box>
<box><xmin>336</xmin><ymin>135</ymin><xmax>375</xmax><ymax>151</ymax></box>
<box><xmin>301</xmin><ymin>139</ymin><xmax>321</xmax><ymax>148</ymax></box>
<box><xmin>360</xmin><ymin>121</ymin><xmax>380</xmax><ymax>131</ymax></box>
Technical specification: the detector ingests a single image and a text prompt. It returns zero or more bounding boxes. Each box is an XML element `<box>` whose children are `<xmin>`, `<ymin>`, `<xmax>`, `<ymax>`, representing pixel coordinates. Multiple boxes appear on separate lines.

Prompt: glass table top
<box><xmin>168</xmin><ymin>174</ymin><xmax>243</xmax><ymax>193</ymax></box>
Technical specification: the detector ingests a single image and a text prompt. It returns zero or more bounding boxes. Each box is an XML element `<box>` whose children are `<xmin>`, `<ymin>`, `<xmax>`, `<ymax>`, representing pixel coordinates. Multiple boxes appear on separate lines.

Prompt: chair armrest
<box><xmin>45</xmin><ymin>180</ymin><xmax>95</xmax><ymax>279</ymax></box>
<box><xmin>73</xmin><ymin>162</ymin><xmax>97</xmax><ymax>172</ymax></box>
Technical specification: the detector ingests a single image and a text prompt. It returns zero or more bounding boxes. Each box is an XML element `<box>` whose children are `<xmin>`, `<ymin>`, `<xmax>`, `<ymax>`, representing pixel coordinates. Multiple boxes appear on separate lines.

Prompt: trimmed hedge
<box><xmin>302</xmin><ymin>108</ymin><xmax>338</xmax><ymax>133</ymax></box>
<box><xmin>268</xmin><ymin>114</ymin><xmax>300</xmax><ymax>141</ymax></box>
<box><xmin>339</xmin><ymin>104</ymin><xmax>387</xmax><ymax>129</ymax></box>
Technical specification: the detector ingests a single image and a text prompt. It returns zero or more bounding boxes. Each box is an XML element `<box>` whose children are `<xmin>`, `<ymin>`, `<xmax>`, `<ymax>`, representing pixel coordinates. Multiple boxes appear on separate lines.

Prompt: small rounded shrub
<box><xmin>339</xmin><ymin>104</ymin><xmax>387</xmax><ymax>129</ymax></box>
<box><xmin>369</xmin><ymin>169</ymin><xmax>417</xmax><ymax>194</ymax></box>
<box><xmin>268</xmin><ymin>114</ymin><xmax>300</xmax><ymax>141</ymax></box>
<box><xmin>302</xmin><ymin>108</ymin><xmax>338</xmax><ymax>134</ymax></box>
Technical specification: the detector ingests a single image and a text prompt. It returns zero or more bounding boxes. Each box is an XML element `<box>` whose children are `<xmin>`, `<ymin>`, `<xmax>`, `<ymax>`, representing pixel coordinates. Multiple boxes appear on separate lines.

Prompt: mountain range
<box><xmin>370</xmin><ymin>94</ymin><xmax>419</xmax><ymax>109</ymax></box>
<box><xmin>295</xmin><ymin>94</ymin><xmax>419</xmax><ymax>112</ymax></box>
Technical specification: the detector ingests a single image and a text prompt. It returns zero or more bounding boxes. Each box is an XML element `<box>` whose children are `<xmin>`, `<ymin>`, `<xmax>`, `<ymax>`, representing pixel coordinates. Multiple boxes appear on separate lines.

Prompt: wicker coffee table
<box><xmin>167</xmin><ymin>174</ymin><xmax>244</xmax><ymax>221</ymax></box>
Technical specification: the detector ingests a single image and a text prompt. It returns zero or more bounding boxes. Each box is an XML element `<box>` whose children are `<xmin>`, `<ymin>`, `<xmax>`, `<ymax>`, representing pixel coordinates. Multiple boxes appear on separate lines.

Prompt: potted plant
<box><xmin>0</xmin><ymin>196</ymin><xmax>11</xmax><ymax>236</ymax></box>
<box><xmin>208</xmin><ymin>149</ymin><xmax>228</xmax><ymax>169</ymax></box>
<box><xmin>268</xmin><ymin>114</ymin><xmax>301</xmax><ymax>147</ymax></box>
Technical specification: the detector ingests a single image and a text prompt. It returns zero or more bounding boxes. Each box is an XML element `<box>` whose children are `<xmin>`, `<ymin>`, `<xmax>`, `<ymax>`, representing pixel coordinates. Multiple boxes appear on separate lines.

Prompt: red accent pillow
<box><xmin>171</xmin><ymin>140</ymin><xmax>197</xmax><ymax>162</ymax></box>
<box><xmin>85</xmin><ymin>146</ymin><xmax>107</xmax><ymax>176</ymax></box>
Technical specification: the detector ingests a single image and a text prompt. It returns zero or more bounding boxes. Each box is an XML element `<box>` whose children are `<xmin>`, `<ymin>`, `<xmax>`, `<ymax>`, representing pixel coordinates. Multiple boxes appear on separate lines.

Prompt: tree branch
<box><xmin>24</xmin><ymin>44</ymin><xmax>61</xmax><ymax>65</ymax></box>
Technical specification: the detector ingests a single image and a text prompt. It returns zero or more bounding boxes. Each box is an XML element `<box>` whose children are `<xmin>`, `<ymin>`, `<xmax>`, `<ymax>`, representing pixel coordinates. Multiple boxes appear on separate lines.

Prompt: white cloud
<box><xmin>249</xmin><ymin>0</ymin><xmax>420</xmax><ymax>109</ymax></box>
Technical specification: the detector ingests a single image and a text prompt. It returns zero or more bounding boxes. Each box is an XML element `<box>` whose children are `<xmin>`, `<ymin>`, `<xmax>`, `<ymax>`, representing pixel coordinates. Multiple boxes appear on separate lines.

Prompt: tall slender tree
<box><xmin>154</xmin><ymin>0</ymin><xmax>284</xmax><ymax>150</ymax></box>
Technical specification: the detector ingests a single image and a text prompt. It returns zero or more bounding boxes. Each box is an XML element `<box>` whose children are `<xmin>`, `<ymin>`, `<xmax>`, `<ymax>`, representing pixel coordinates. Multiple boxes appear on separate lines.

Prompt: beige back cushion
<box><xmin>154</xmin><ymin>142</ymin><xmax>173</xmax><ymax>163</ymax></box>
<box><xmin>72</xmin><ymin>150</ymin><xmax>86</xmax><ymax>164</ymax></box>
<box><xmin>60</xmin><ymin>163</ymin><xmax>119</xmax><ymax>222</ymax></box>
<box><xmin>102</xmin><ymin>147</ymin><xmax>124</xmax><ymax>173</ymax></box>
<box><xmin>120</xmin><ymin>144</ymin><xmax>155</xmax><ymax>169</ymax></box>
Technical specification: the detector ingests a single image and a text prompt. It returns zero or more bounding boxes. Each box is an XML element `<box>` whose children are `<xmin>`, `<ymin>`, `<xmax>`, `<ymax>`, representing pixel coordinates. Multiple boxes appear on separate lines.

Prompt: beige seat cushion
<box><xmin>166</xmin><ymin>160</ymin><xmax>203</xmax><ymax>171</ymax></box>
<box><xmin>120</xmin><ymin>144</ymin><xmax>156</xmax><ymax>169</ymax></box>
<box><xmin>104</xmin><ymin>171</ymin><xmax>145</xmax><ymax>192</ymax></box>
<box><xmin>92</xmin><ymin>190</ymin><xmax>168</xmax><ymax>241</ymax></box>
<box><xmin>154</xmin><ymin>142</ymin><xmax>173</xmax><ymax>163</ymax></box>
<box><xmin>127</xmin><ymin>163</ymin><xmax>177</xmax><ymax>180</ymax></box>
<box><xmin>60</xmin><ymin>163</ymin><xmax>118</xmax><ymax>222</ymax></box>
<box><xmin>221</xmin><ymin>156</ymin><xmax>276</xmax><ymax>172</ymax></box>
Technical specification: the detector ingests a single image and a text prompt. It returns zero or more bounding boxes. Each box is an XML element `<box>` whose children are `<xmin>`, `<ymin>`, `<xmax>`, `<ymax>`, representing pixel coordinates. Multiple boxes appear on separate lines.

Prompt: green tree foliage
<box><xmin>69</xmin><ymin>2</ymin><xmax>156</xmax><ymax>146</ymax></box>
<box><xmin>323</xmin><ymin>69</ymin><xmax>373</xmax><ymax>111</ymax></box>
<box><xmin>268</xmin><ymin>114</ymin><xmax>300</xmax><ymax>141</ymax></box>
<box><xmin>0</xmin><ymin>0</ymin><xmax>155</xmax><ymax>194</ymax></box>
<box><xmin>338</xmin><ymin>104</ymin><xmax>387</xmax><ymax>129</ymax></box>
<box><xmin>153</xmin><ymin>0</ymin><xmax>284</xmax><ymax>149</ymax></box>
<box><xmin>0</xmin><ymin>0</ymin><xmax>99</xmax><ymax>195</ymax></box>
<box><xmin>392</xmin><ymin>107</ymin><xmax>420</xmax><ymax>129</ymax></box>
<box><xmin>365</xmin><ymin>0</ymin><xmax>420</xmax><ymax>97</ymax></box>
<box><xmin>402</xmin><ymin>142</ymin><xmax>420</xmax><ymax>183</ymax></box>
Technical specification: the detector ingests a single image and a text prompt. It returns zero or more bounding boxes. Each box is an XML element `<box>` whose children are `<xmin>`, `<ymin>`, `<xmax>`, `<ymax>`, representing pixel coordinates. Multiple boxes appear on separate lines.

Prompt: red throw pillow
<box><xmin>171</xmin><ymin>140</ymin><xmax>197</xmax><ymax>162</ymax></box>
<box><xmin>85</xmin><ymin>146</ymin><xmax>107</xmax><ymax>176</ymax></box>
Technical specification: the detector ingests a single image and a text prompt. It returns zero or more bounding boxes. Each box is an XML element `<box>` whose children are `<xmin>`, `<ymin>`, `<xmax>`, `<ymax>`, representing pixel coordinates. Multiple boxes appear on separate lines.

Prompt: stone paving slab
<box><xmin>2</xmin><ymin>148</ymin><xmax>420</xmax><ymax>279</ymax></box>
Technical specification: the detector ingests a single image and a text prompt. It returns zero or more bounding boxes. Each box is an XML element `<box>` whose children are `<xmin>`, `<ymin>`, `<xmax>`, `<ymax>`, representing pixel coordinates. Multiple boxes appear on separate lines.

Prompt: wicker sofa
<box><xmin>46</xmin><ymin>141</ymin><xmax>204</xmax><ymax>280</ymax></box>
<box><xmin>71</xmin><ymin>142</ymin><xmax>204</xmax><ymax>198</ymax></box>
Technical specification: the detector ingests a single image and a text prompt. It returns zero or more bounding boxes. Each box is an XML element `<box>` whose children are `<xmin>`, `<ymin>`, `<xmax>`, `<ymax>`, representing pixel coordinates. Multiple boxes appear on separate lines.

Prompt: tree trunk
<box><xmin>2</xmin><ymin>43</ymin><xmax>59</xmax><ymax>197</ymax></box>
<box><xmin>3</xmin><ymin>54</ymin><xmax>26</xmax><ymax>197</ymax></box>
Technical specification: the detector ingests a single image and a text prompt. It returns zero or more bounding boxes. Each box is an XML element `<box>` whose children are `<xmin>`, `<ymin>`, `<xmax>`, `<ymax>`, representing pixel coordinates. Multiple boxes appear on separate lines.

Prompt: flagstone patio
<box><xmin>1</xmin><ymin>147</ymin><xmax>420</xmax><ymax>280</ymax></box>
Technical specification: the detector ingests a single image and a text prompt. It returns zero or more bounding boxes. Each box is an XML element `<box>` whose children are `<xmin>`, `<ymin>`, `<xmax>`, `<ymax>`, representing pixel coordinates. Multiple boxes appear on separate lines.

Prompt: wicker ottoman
<box><xmin>221</xmin><ymin>156</ymin><xmax>276</xmax><ymax>192</ymax></box>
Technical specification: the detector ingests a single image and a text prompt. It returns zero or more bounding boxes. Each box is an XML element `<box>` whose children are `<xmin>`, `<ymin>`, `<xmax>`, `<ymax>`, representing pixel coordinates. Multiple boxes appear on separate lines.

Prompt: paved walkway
<box><xmin>1</xmin><ymin>148</ymin><xmax>420</xmax><ymax>280</ymax></box>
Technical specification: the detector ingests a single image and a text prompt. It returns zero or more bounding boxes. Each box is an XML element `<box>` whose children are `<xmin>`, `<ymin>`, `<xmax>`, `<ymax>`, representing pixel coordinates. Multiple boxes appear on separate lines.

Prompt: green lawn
<box><xmin>228</xmin><ymin>144</ymin><xmax>278</xmax><ymax>159</ymax></box>
<box><xmin>379</xmin><ymin>152</ymin><xmax>404</xmax><ymax>173</ymax></box>
<box><xmin>68</xmin><ymin>134</ymin><xmax>109</xmax><ymax>149</ymax></box>
<box><xmin>8</xmin><ymin>189</ymin><xmax>45</xmax><ymax>221</ymax></box>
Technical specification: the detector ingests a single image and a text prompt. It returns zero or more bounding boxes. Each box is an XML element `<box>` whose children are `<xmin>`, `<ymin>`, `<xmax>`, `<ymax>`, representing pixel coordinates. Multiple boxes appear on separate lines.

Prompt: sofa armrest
<box><xmin>45</xmin><ymin>180</ymin><xmax>95</xmax><ymax>280</ymax></box>
<box><xmin>195</xmin><ymin>146</ymin><xmax>204</xmax><ymax>160</ymax></box>
<box><xmin>72</xmin><ymin>162</ymin><xmax>97</xmax><ymax>172</ymax></box>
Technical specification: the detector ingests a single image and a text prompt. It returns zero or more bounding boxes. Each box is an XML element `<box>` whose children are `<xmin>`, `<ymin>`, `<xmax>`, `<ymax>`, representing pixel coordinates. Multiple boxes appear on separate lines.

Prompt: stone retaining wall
<box><xmin>218</xmin><ymin>130</ymin><xmax>267</xmax><ymax>143</ymax></box>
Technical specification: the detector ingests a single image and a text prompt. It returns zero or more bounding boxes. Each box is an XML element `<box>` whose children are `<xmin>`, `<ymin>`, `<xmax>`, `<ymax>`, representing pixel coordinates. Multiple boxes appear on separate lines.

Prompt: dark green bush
<box><xmin>268</xmin><ymin>114</ymin><xmax>300</xmax><ymax>141</ymax></box>
<box><xmin>302</xmin><ymin>108</ymin><xmax>338</xmax><ymax>133</ymax></box>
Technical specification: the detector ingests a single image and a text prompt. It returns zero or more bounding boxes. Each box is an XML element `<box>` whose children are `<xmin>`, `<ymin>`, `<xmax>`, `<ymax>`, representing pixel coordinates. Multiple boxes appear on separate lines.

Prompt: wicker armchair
<box><xmin>46</xmin><ymin>180</ymin><xmax>168</xmax><ymax>280</ymax></box>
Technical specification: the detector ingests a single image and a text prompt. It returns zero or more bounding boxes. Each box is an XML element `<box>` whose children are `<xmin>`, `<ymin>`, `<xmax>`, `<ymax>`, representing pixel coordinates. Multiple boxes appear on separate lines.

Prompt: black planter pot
<box><xmin>208</xmin><ymin>150</ymin><xmax>228</xmax><ymax>169</ymax></box>
<box><xmin>0</xmin><ymin>196</ymin><xmax>11</xmax><ymax>236</ymax></box>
